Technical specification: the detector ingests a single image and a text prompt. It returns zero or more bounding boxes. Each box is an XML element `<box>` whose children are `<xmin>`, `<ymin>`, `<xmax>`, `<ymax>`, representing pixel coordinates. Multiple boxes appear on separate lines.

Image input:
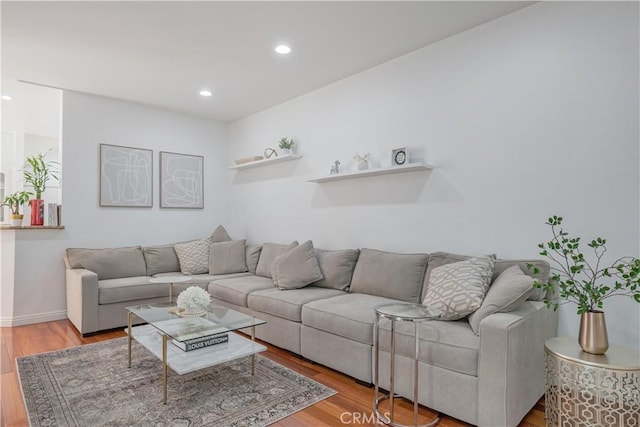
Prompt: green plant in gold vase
<box><xmin>531</xmin><ymin>215</ymin><xmax>640</xmax><ymax>354</ymax></box>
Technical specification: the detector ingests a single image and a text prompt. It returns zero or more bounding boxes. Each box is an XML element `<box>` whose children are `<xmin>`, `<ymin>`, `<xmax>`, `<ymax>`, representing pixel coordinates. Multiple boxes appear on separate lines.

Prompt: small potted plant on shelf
<box><xmin>23</xmin><ymin>151</ymin><xmax>59</xmax><ymax>226</ymax></box>
<box><xmin>2</xmin><ymin>191</ymin><xmax>32</xmax><ymax>226</ymax></box>
<box><xmin>278</xmin><ymin>137</ymin><xmax>295</xmax><ymax>155</ymax></box>
<box><xmin>531</xmin><ymin>215</ymin><xmax>640</xmax><ymax>354</ymax></box>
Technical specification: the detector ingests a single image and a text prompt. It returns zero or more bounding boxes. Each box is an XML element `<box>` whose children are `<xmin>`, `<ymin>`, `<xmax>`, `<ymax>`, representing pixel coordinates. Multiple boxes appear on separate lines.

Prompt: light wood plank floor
<box><xmin>0</xmin><ymin>320</ymin><xmax>545</xmax><ymax>426</ymax></box>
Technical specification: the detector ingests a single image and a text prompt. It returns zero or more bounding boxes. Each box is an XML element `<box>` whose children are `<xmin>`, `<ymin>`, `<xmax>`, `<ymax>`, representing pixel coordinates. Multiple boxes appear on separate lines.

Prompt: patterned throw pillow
<box><xmin>422</xmin><ymin>255</ymin><xmax>496</xmax><ymax>320</ymax></box>
<box><xmin>174</xmin><ymin>240</ymin><xmax>211</xmax><ymax>275</ymax></box>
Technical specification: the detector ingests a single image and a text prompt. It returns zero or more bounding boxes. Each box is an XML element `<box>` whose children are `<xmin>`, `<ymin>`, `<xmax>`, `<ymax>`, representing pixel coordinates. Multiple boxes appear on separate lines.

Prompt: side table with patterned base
<box><xmin>544</xmin><ymin>337</ymin><xmax>640</xmax><ymax>427</ymax></box>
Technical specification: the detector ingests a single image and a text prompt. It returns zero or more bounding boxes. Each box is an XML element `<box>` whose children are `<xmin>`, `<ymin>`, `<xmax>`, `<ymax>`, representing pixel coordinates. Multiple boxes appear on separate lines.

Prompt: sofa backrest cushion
<box><xmin>312</xmin><ymin>248</ymin><xmax>360</xmax><ymax>291</ymax></box>
<box><xmin>271</xmin><ymin>240</ymin><xmax>323</xmax><ymax>290</ymax></box>
<box><xmin>143</xmin><ymin>245</ymin><xmax>180</xmax><ymax>276</ymax></box>
<box><xmin>424</xmin><ymin>252</ymin><xmax>550</xmax><ymax>301</ymax></box>
<box><xmin>66</xmin><ymin>246</ymin><xmax>147</xmax><ymax>280</ymax></box>
<box><xmin>209</xmin><ymin>239</ymin><xmax>248</xmax><ymax>275</ymax></box>
<box><xmin>246</xmin><ymin>245</ymin><xmax>263</xmax><ymax>274</ymax></box>
<box><xmin>255</xmin><ymin>241</ymin><xmax>298</xmax><ymax>278</ymax></box>
<box><xmin>350</xmin><ymin>248</ymin><xmax>428</xmax><ymax>302</ymax></box>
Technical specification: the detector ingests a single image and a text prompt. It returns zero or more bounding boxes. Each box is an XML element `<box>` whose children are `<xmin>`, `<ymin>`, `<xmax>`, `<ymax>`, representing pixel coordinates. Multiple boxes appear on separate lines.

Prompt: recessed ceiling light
<box><xmin>199</xmin><ymin>90</ymin><xmax>212</xmax><ymax>97</ymax></box>
<box><xmin>1</xmin><ymin>95</ymin><xmax>12</xmax><ymax>101</ymax></box>
<box><xmin>275</xmin><ymin>45</ymin><xmax>291</xmax><ymax>55</ymax></box>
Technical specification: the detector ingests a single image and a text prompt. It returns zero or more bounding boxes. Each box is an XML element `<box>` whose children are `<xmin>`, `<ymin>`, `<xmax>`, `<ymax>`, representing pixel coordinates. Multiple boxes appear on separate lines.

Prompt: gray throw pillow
<box><xmin>468</xmin><ymin>265</ymin><xmax>534</xmax><ymax>334</ymax></box>
<box><xmin>255</xmin><ymin>241</ymin><xmax>298</xmax><ymax>278</ymax></box>
<box><xmin>312</xmin><ymin>248</ymin><xmax>360</xmax><ymax>290</ymax></box>
<box><xmin>209</xmin><ymin>240</ymin><xmax>248</xmax><ymax>275</ymax></box>
<box><xmin>143</xmin><ymin>245</ymin><xmax>180</xmax><ymax>276</ymax></box>
<box><xmin>246</xmin><ymin>245</ymin><xmax>263</xmax><ymax>274</ymax></box>
<box><xmin>271</xmin><ymin>240</ymin><xmax>323</xmax><ymax>290</ymax></box>
<box><xmin>422</xmin><ymin>255</ymin><xmax>496</xmax><ymax>320</ymax></box>
<box><xmin>209</xmin><ymin>225</ymin><xmax>232</xmax><ymax>243</ymax></box>
<box><xmin>175</xmin><ymin>240</ymin><xmax>211</xmax><ymax>275</ymax></box>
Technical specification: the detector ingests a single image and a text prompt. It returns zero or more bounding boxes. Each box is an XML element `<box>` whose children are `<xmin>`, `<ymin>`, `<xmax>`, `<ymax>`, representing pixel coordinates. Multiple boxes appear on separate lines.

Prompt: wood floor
<box><xmin>0</xmin><ymin>320</ymin><xmax>546</xmax><ymax>427</ymax></box>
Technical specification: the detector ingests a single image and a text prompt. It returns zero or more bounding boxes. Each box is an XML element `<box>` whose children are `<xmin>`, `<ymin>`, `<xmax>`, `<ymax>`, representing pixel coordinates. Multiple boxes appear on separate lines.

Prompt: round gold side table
<box><xmin>544</xmin><ymin>337</ymin><xmax>640</xmax><ymax>427</ymax></box>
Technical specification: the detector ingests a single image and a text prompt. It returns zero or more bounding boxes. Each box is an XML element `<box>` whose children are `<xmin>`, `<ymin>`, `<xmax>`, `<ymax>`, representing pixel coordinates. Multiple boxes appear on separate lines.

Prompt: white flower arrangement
<box><xmin>176</xmin><ymin>286</ymin><xmax>211</xmax><ymax>309</ymax></box>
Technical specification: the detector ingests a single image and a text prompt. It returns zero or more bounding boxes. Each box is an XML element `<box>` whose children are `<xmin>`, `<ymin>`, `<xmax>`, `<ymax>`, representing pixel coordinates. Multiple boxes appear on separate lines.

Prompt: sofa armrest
<box><xmin>477</xmin><ymin>301</ymin><xmax>558</xmax><ymax>427</ymax></box>
<box><xmin>65</xmin><ymin>268</ymin><xmax>99</xmax><ymax>335</ymax></box>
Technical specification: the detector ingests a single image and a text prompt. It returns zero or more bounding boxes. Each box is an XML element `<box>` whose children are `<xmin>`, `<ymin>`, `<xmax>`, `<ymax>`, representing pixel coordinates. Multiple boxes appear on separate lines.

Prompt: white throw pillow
<box><xmin>271</xmin><ymin>240</ymin><xmax>324</xmax><ymax>290</ymax></box>
<box><xmin>468</xmin><ymin>265</ymin><xmax>534</xmax><ymax>334</ymax></box>
<box><xmin>422</xmin><ymin>255</ymin><xmax>496</xmax><ymax>320</ymax></box>
<box><xmin>175</xmin><ymin>239</ymin><xmax>211</xmax><ymax>275</ymax></box>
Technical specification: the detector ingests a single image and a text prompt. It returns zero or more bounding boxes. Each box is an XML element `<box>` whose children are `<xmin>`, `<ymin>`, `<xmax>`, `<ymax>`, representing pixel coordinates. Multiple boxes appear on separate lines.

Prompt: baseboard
<box><xmin>0</xmin><ymin>310</ymin><xmax>67</xmax><ymax>327</ymax></box>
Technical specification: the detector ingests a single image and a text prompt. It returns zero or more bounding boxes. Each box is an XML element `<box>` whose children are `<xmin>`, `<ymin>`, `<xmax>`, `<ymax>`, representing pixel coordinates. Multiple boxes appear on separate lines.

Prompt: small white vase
<box><xmin>281</xmin><ymin>148</ymin><xmax>291</xmax><ymax>156</ymax></box>
<box><xmin>357</xmin><ymin>159</ymin><xmax>369</xmax><ymax>170</ymax></box>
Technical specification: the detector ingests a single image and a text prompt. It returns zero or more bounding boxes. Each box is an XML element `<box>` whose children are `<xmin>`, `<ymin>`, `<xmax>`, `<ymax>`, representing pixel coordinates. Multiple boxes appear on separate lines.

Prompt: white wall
<box><xmin>6</xmin><ymin>92</ymin><xmax>229</xmax><ymax>323</ymax></box>
<box><xmin>227</xmin><ymin>2</ymin><xmax>640</xmax><ymax>348</ymax></box>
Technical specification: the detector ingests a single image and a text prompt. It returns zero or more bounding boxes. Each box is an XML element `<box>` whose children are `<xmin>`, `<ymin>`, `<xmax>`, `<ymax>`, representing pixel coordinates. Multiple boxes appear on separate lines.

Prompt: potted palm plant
<box><xmin>23</xmin><ymin>152</ymin><xmax>59</xmax><ymax>226</ymax></box>
<box><xmin>531</xmin><ymin>215</ymin><xmax>640</xmax><ymax>354</ymax></box>
<box><xmin>2</xmin><ymin>191</ymin><xmax>32</xmax><ymax>226</ymax></box>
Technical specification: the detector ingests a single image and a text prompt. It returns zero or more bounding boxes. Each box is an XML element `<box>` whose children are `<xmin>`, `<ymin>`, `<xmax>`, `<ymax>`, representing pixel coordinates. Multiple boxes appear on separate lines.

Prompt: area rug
<box><xmin>17</xmin><ymin>338</ymin><xmax>335</xmax><ymax>426</ymax></box>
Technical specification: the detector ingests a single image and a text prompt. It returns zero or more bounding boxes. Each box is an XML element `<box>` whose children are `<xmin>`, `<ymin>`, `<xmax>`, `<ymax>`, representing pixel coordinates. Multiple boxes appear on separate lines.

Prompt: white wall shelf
<box><xmin>229</xmin><ymin>154</ymin><xmax>302</xmax><ymax>170</ymax></box>
<box><xmin>307</xmin><ymin>162</ymin><xmax>432</xmax><ymax>183</ymax></box>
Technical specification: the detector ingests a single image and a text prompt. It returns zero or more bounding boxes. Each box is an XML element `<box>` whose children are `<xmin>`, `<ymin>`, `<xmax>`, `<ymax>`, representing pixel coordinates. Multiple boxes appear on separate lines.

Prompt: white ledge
<box><xmin>307</xmin><ymin>163</ymin><xmax>433</xmax><ymax>183</ymax></box>
<box><xmin>229</xmin><ymin>154</ymin><xmax>302</xmax><ymax>170</ymax></box>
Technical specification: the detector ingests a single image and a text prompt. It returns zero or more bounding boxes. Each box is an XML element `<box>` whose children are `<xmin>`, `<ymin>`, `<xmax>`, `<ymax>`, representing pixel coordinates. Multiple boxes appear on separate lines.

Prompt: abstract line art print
<box><xmin>100</xmin><ymin>144</ymin><xmax>153</xmax><ymax>207</ymax></box>
<box><xmin>160</xmin><ymin>151</ymin><xmax>204</xmax><ymax>208</ymax></box>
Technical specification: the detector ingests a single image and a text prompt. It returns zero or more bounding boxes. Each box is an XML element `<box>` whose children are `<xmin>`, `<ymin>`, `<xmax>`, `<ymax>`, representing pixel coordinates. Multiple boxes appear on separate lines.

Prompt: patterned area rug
<box><xmin>17</xmin><ymin>337</ymin><xmax>335</xmax><ymax>426</ymax></box>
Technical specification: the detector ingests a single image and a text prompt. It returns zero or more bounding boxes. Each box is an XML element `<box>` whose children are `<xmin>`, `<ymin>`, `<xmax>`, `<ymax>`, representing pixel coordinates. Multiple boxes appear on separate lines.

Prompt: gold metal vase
<box><xmin>578</xmin><ymin>311</ymin><xmax>609</xmax><ymax>354</ymax></box>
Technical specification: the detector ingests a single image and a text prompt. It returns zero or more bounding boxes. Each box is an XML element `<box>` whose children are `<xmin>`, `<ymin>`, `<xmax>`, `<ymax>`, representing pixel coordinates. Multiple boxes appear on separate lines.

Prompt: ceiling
<box><xmin>2</xmin><ymin>1</ymin><xmax>532</xmax><ymax>123</ymax></box>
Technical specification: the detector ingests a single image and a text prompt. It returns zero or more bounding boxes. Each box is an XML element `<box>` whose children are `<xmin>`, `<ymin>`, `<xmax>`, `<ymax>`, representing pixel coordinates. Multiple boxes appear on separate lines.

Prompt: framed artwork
<box><xmin>160</xmin><ymin>151</ymin><xmax>204</xmax><ymax>209</ymax></box>
<box><xmin>100</xmin><ymin>144</ymin><xmax>152</xmax><ymax>207</ymax></box>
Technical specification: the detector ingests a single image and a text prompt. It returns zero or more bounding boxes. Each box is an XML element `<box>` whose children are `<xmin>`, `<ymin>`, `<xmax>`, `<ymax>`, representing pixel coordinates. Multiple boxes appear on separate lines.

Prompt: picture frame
<box><xmin>391</xmin><ymin>147</ymin><xmax>407</xmax><ymax>166</ymax></box>
<box><xmin>160</xmin><ymin>151</ymin><xmax>204</xmax><ymax>209</ymax></box>
<box><xmin>100</xmin><ymin>144</ymin><xmax>153</xmax><ymax>207</ymax></box>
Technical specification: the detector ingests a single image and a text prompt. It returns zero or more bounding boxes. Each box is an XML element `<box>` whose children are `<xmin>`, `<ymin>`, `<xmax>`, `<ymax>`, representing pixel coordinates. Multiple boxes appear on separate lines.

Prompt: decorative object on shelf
<box><xmin>23</xmin><ymin>151</ymin><xmax>59</xmax><ymax>225</ymax></box>
<box><xmin>264</xmin><ymin>148</ymin><xmax>278</xmax><ymax>159</ymax></box>
<box><xmin>1</xmin><ymin>191</ymin><xmax>32</xmax><ymax>226</ymax></box>
<box><xmin>391</xmin><ymin>147</ymin><xmax>407</xmax><ymax>166</ymax></box>
<box><xmin>330</xmin><ymin>160</ymin><xmax>341</xmax><ymax>175</ymax></box>
<box><xmin>278</xmin><ymin>137</ymin><xmax>295</xmax><ymax>155</ymax></box>
<box><xmin>354</xmin><ymin>153</ymin><xmax>370</xmax><ymax>170</ymax></box>
<box><xmin>530</xmin><ymin>215</ymin><xmax>640</xmax><ymax>354</ymax></box>
<box><xmin>235</xmin><ymin>156</ymin><xmax>264</xmax><ymax>165</ymax></box>
<box><xmin>160</xmin><ymin>151</ymin><xmax>204</xmax><ymax>209</ymax></box>
<box><xmin>176</xmin><ymin>286</ymin><xmax>210</xmax><ymax>316</ymax></box>
<box><xmin>100</xmin><ymin>144</ymin><xmax>152</xmax><ymax>207</ymax></box>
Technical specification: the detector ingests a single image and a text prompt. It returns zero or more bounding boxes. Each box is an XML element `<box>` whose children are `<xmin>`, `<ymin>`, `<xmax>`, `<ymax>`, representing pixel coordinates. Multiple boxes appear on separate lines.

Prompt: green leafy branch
<box><xmin>23</xmin><ymin>151</ymin><xmax>59</xmax><ymax>199</ymax></box>
<box><xmin>529</xmin><ymin>215</ymin><xmax>640</xmax><ymax>314</ymax></box>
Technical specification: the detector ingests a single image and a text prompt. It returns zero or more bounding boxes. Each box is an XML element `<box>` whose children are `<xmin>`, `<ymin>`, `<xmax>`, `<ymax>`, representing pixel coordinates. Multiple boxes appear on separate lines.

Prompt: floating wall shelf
<box><xmin>307</xmin><ymin>163</ymin><xmax>433</xmax><ymax>183</ymax></box>
<box><xmin>229</xmin><ymin>154</ymin><xmax>302</xmax><ymax>170</ymax></box>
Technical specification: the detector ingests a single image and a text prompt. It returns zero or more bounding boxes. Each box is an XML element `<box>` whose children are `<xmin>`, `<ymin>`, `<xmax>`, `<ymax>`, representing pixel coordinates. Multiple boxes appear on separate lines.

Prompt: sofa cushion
<box><xmin>271</xmin><ymin>241</ymin><xmax>323</xmax><ymax>290</ymax></box>
<box><xmin>152</xmin><ymin>271</ymin><xmax>252</xmax><ymax>284</ymax></box>
<box><xmin>422</xmin><ymin>255</ymin><xmax>496</xmax><ymax>320</ymax></box>
<box><xmin>66</xmin><ymin>246</ymin><xmax>147</xmax><ymax>280</ymax></box>
<box><xmin>210</xmin><ymin>225</ymin><xmax>232</xmax><ymax>243</ymax></box>
<box><xmin>312</xmin><ymin>248</ymin><xmax>360</xmax><ymax>291</ymax></box>
<box><xmin>209</xmin><ymin>240</ymin><xmax>248</xmax><ymax>275</ymax></box>
<box><xmin>208</xmin><ymin>275</ymin><xmax>274</xmax><ymax>307</ymax></box>
<box><xmin>349</xmin><ymin>249</ymin><xmax>428</xmax><ymax>303</ymax></box>
<box><xmin>468</xmin><ymin>266</ymin><xmax>534</xmax><ymax>334</ymax></box>
<box><xmin>248</xmin><ymin>286</ymin><xmax>346</xmax><ymax>322</ymax></box>
<box><xmin>175</xmin><ymin>239</ymin><xmax>211</xmax><ymax>275</ymax></box>
<box><xmin>143</xmin><ymin>245</ymin><xmax>180</xmax><ymax>276</ymax></box>
<box><xmin>246</xmin><ymin>245</ymin><xmax>263</xmax><ymax>274</ymax></box>
<box><xmin>98</xmin><ymin>276</ymin><xmax>163</xmax><ymax>304</ymax></box>
<box><xmin>424</xmin><ymin>252</ymin><xmax>548</xmax><ymax>301</ymax></box>
<box><xmin>377</xmin><ymin>319</ymin><xmax>480</xmax><ymax>376</ymax></box>
<box><xmin>255</xmin><ymin>241</ymin><xmax>298</xmax><ymax>278</ymax></box>
<box><xmin>302</xmin><ymin>293</ymin><xmax>402</xmax><ymax>345</ymax></box>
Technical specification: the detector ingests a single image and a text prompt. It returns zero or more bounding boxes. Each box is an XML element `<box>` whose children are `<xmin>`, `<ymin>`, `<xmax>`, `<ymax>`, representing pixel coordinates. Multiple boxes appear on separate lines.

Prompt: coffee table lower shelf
<box><xmin>128</xmin><ymin>324</ymin><xmax>267</xmax><ymax>403</ymax></box>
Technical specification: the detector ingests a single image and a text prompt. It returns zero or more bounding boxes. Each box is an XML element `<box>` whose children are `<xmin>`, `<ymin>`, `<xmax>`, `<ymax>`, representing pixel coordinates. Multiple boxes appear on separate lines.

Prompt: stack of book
<box><xmin>172</xmin><ymin>333</ymin><xmax>229</xmax><ymax>352</ymax></box>
<box><xmin>47</xmin><ymin>203</ymin><xmax>62</xmax><ymax>226</ymax></box>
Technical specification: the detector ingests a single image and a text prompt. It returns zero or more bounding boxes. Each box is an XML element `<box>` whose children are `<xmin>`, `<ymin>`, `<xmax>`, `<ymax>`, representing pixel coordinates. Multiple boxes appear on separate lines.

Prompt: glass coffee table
<box><xmin>126</xmin><ymin>303</ymin><xmax>266</xmax><ymax>404</ymax></box>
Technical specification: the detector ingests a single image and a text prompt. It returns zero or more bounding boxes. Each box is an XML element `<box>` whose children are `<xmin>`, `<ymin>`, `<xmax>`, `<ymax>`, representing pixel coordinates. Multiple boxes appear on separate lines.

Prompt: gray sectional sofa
<box><xmin>64</xmin><ymin>233</ymin><xmax>557</xmax><ymax>427</ymax></box>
